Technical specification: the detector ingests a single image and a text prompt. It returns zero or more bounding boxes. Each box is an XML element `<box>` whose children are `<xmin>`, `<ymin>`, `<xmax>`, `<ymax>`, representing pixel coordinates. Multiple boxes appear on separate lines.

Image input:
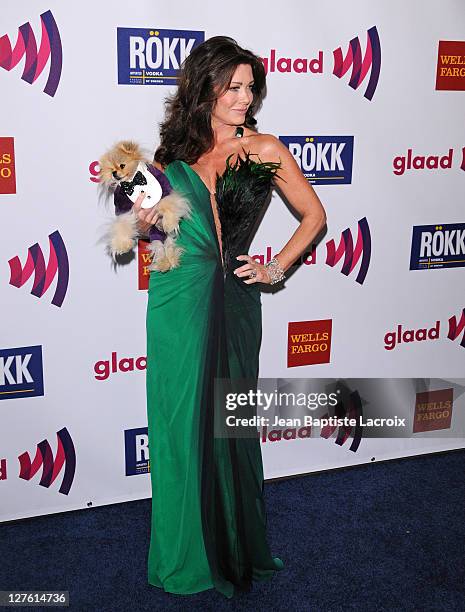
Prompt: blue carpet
<box><xmin>2</xmin><ymin>449</ymin><xmax>464</xmax><ymax>611</ymax></box>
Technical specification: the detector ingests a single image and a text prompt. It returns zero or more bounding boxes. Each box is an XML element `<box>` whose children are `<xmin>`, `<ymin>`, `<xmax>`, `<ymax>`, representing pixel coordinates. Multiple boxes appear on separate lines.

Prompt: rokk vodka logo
<box><xmin>410</xmin><ymin>223</ymin><xmax>465</xmax><ymax>270</ymax></box>
<box><xmin>117</xmin><ymin>28</ymin><xmax>204</xmax><ymax>85</ymax></box>
<box><xmin>124</xmin><ymin>427</ymin><xmax>150</xmax><ymax>475</ymax></box>
<box><xmin>280</xmin><ymin>135</ymin><xmax>354</xmax><ymax>185</ymax></box>
<box><xmin>0</xmin><ymin>346</ymin><xmax>44</xmax><ymax>400</ymax></box>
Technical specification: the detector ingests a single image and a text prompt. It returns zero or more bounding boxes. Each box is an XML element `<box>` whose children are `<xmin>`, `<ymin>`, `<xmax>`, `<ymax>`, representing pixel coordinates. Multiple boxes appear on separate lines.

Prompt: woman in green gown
<box><xmin>132</xmin><ymin>36</ymin><xmax>326</xmax><ymax>599</ymax></box>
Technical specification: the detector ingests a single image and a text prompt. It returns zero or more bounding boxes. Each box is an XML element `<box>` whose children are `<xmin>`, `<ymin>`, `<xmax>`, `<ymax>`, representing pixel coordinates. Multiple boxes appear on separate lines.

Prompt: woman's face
<box><xmin>211</xmin><ymin>63</ymin><xmax>254</xmax><ymax>127</ymax></box>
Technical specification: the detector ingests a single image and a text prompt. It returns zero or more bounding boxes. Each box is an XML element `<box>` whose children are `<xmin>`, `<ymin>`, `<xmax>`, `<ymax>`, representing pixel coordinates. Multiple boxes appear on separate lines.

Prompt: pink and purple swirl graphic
<box><xmin>0</xmin><ymin>10</ymin><xmax>62</xmax><ymax>97</ymax></box>
<box><xmin>320</xmin><ymin>390</ymin><xmax>363</xmax><ymax>453</ymax></box>
<box><xmin>448</xmin><ymin>309</ymin><xmax>465</xmax><ymax>348</ymax></box>
<box><xmin>333</xmin><ymin>26</ymin><xmax>381</xmax><ymax>101</ymax></box>
<box><xmin>8</xmin><ymin>230</ymin><xmax>69</xmax><ymax>307</ymax></box>
<box><xmin>18</xmin><ymin>427</ymin><xmax>76</xmax><ymax>495</ymax></box>
<box><xmin>325</xmin><ymin>217</ymin><xmax>371</xmax><ymax>285</ymax></box>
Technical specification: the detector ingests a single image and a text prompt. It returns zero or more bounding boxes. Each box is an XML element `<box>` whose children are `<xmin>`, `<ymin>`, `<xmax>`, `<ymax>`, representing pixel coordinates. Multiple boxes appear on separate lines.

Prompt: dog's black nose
<box><xmin>112</xmin><ymin>170</ymin><xmax>120</xmax><ymax>179</ymax></box>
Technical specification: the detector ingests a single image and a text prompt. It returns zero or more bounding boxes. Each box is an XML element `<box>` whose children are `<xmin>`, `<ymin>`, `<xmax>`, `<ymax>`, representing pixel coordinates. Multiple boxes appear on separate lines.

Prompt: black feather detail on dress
<box><xmin>215</xmin><ymin>149</ymin><xmax>282</xmax><ymax>274</ymax></box>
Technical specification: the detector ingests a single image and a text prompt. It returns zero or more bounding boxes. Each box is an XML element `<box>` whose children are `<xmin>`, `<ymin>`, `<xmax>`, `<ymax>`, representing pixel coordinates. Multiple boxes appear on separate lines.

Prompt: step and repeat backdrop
<box><xmin>1</xmin><ymin>1</ymin><xmax>464</xmax><ymax>521</ymax></box>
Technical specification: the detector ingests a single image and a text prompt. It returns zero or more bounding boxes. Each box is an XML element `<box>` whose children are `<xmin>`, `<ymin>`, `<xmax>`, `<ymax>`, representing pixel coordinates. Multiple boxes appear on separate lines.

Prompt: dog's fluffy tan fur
<box><xmin>101</xmin><ymin>210</ymin><xmax>140</xmax><ymax>258</ymax></box>
<box><xmin>98</xmin><ymin>141</ymin><xmax>148</xmax><ymax>187</ymax></box>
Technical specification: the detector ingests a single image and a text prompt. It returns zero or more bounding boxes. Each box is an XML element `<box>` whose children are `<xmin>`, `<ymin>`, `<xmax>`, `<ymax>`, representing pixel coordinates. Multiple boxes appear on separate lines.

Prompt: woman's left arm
<box><xmin>236</xmin><ymin>135</ymin><xmax>327</xmax><ymax>283</ymax></box>
<box><xmin>264</xmin><ymin>135</ymin><xmax>327</xmax><ymax>272</ymax></box>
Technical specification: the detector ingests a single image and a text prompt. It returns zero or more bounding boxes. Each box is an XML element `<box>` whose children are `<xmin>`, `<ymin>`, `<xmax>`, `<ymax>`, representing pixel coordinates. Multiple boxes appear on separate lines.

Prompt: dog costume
<box><xmin>104</xmin><ymin>162</ymin><xmax>191</xmax><ymax>272</ymax></box>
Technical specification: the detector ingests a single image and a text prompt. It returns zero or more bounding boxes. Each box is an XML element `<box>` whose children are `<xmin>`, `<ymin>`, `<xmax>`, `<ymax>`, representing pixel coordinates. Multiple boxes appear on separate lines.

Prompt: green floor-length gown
<box><xmin>145</xmin><ymin>156</ymin><xmax>284</xmax><ymax>598</ymax></box>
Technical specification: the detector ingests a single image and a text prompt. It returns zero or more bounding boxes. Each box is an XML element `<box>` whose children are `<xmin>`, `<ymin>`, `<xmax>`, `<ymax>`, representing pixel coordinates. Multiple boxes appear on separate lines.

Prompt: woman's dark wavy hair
<box><xmin>154</xmin><ymin>36</ymin><xmax>267</xmax><ymax>167</ymax></box>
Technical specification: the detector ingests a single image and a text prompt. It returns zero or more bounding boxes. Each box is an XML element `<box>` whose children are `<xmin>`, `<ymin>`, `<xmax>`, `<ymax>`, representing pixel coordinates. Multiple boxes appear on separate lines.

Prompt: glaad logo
<box><xmin>0</xmin><ymin>10</ymin><xmax>62</xmax><ymax>97</ymax></box>
<box><xmin>124</xmin><ymin>427</ymin><xmax>150</xmax><ymax>475</ymax></box>
<box><xmin>252</xmin><ymin>219</ymin><xmax>370</xmax><ymax>284</ymax></box>
<box><xmin>392</xmin><ymin>148</ymin><xmax>464</xmax><ymax>175</ymax></box>
<box><xmin>0</xmin><ymin>346</ymin><xmax>44</xmax><ymax>400</ymax></box>
<box><xmin>8</xmin><ymin>230</ymin><xmax>69</xmax><ymax>307</ymax></box>
<box><xmin>253</xmin><ymin>245</ymin><xmax>316</xmax><ymax>268</ymax></box>
<box><xmin>260</xmin><ymin>49</ymin><xmax>323</xmax><ymax>75</ymax></box>
<box><xmin>410</xmin><ymin>223</ymin><xmax>465</xmax><ymax>271</ymax></box>
<box><xmin>94</xmin><ymin>351</ymin><xmax>146</xmax><ymax>380</ymax></box>
<box><xmin>332</xmin><ymin>26</ymin><xmax>381</xmax><ymax>100</ymax></box>
<box><xmin>259</xmin><ymin>389</ymin><xmax>364</xmax><ymax>450</ymax></box>
<box><xmin>117</xmin><ymin>28</ymin><xmax>204</xmax><ymax>85</ymax></box>
<box><xmin>0</xmin><ymin>137</ymin><xmax>16</xmax><ymax>194</ymax></box>
<box><xmin>280</xmin><ymin>136</ymin><xmax>354</xmax><ymax>185</ymax></box>
<box><xmin>326</xmin><ymin>217</ymin><xmax>371</xmax><ymax>284</ymax></box>
<box><xmin>18</xmin><ymin>427</ymin><xmax>76</xmax><ymax>495</ymax></box>
<box><xmin>0</xmin><ymin>458</ymin><xmax>6</xmax><ymax>480</ymax></box>
<box><xmin>89</xmin><ymin>160</ymin><xmax>100</xmax><ymax>183</ymax></box>
<box><xmin>448</xmin><ymin>308</ymin><xmax>465</xmax><ymax>348</ymax></box>
<box><xmin>384</xmin><ymin>322</ymin><xmax>440</xmax><ymax>351</ymax></box>
<box><xmin>259</xmin><ymin>26</ymin><xmax>381</xmax><ymax>101</ymax></box>
<box><xmin>384</xmin><ymin>310</ymin><xmax>465</xmax><ymax>350</ymax></box>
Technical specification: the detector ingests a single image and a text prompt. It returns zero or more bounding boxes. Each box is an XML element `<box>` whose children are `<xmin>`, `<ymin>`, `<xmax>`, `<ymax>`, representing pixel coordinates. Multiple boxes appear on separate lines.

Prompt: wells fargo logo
<box><xmin>413</xmin><ymin>388</ymin><xmax>453</xmax><ymax>433</ymax></box>
<box><xmin>8</xmin><ymin>230</ymin><xmax>70</xmax><ymax>307</ymax></box>
<box><xmin>0</xmin><ymin>10</ymin><xmax>63</xmax><ymax>97</ymax></box>
<box><xmin>18</xmin><ymin>427</ymin><xmax>76</xmax><ymax>495</ymax></box>
<box><xmin>435</xmin><ymin>40</ymin><xmax>465</xmax><ymax>91</ymax></box>
<box><xmin>138</xmin><ymin>239</ymin><xmax>151</xmax><ymax>289</ymax></box>
<box><xmin>0</xmin><ymin>137</ymin><xmax>16</xmax><ymax>194</ymax></box>
<box><xmin>260</xmin><ymin>26</ymin><xmax>381</xmax><ymax>100</ymax></box>
<box><xmin>287</xmin><ymin>319</ymin><xmax>332</xmax><ymax>367</ymax></box>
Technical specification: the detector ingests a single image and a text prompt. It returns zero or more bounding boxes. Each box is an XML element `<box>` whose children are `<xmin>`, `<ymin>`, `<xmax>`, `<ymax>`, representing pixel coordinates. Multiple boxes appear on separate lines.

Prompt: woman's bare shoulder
<box><xmin>243</xmin><ymin>131</ymin><xmax>287</xmax><ymax>163</ymax></box>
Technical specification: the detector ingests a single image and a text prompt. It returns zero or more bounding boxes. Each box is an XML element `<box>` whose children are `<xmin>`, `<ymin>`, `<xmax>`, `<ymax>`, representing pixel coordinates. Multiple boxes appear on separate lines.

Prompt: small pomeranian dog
<box><xmin>98</xmin><ymin>141</ymin><xmax>191</xmax><ymax>272</ymax></box>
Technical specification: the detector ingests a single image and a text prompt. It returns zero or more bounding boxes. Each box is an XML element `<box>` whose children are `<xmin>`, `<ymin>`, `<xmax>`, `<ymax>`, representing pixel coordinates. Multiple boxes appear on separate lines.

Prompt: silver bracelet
<box><xmin>264</xmin><ymin>257</ymin><xmax>285</xmax><ymax>285</ymax></box>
